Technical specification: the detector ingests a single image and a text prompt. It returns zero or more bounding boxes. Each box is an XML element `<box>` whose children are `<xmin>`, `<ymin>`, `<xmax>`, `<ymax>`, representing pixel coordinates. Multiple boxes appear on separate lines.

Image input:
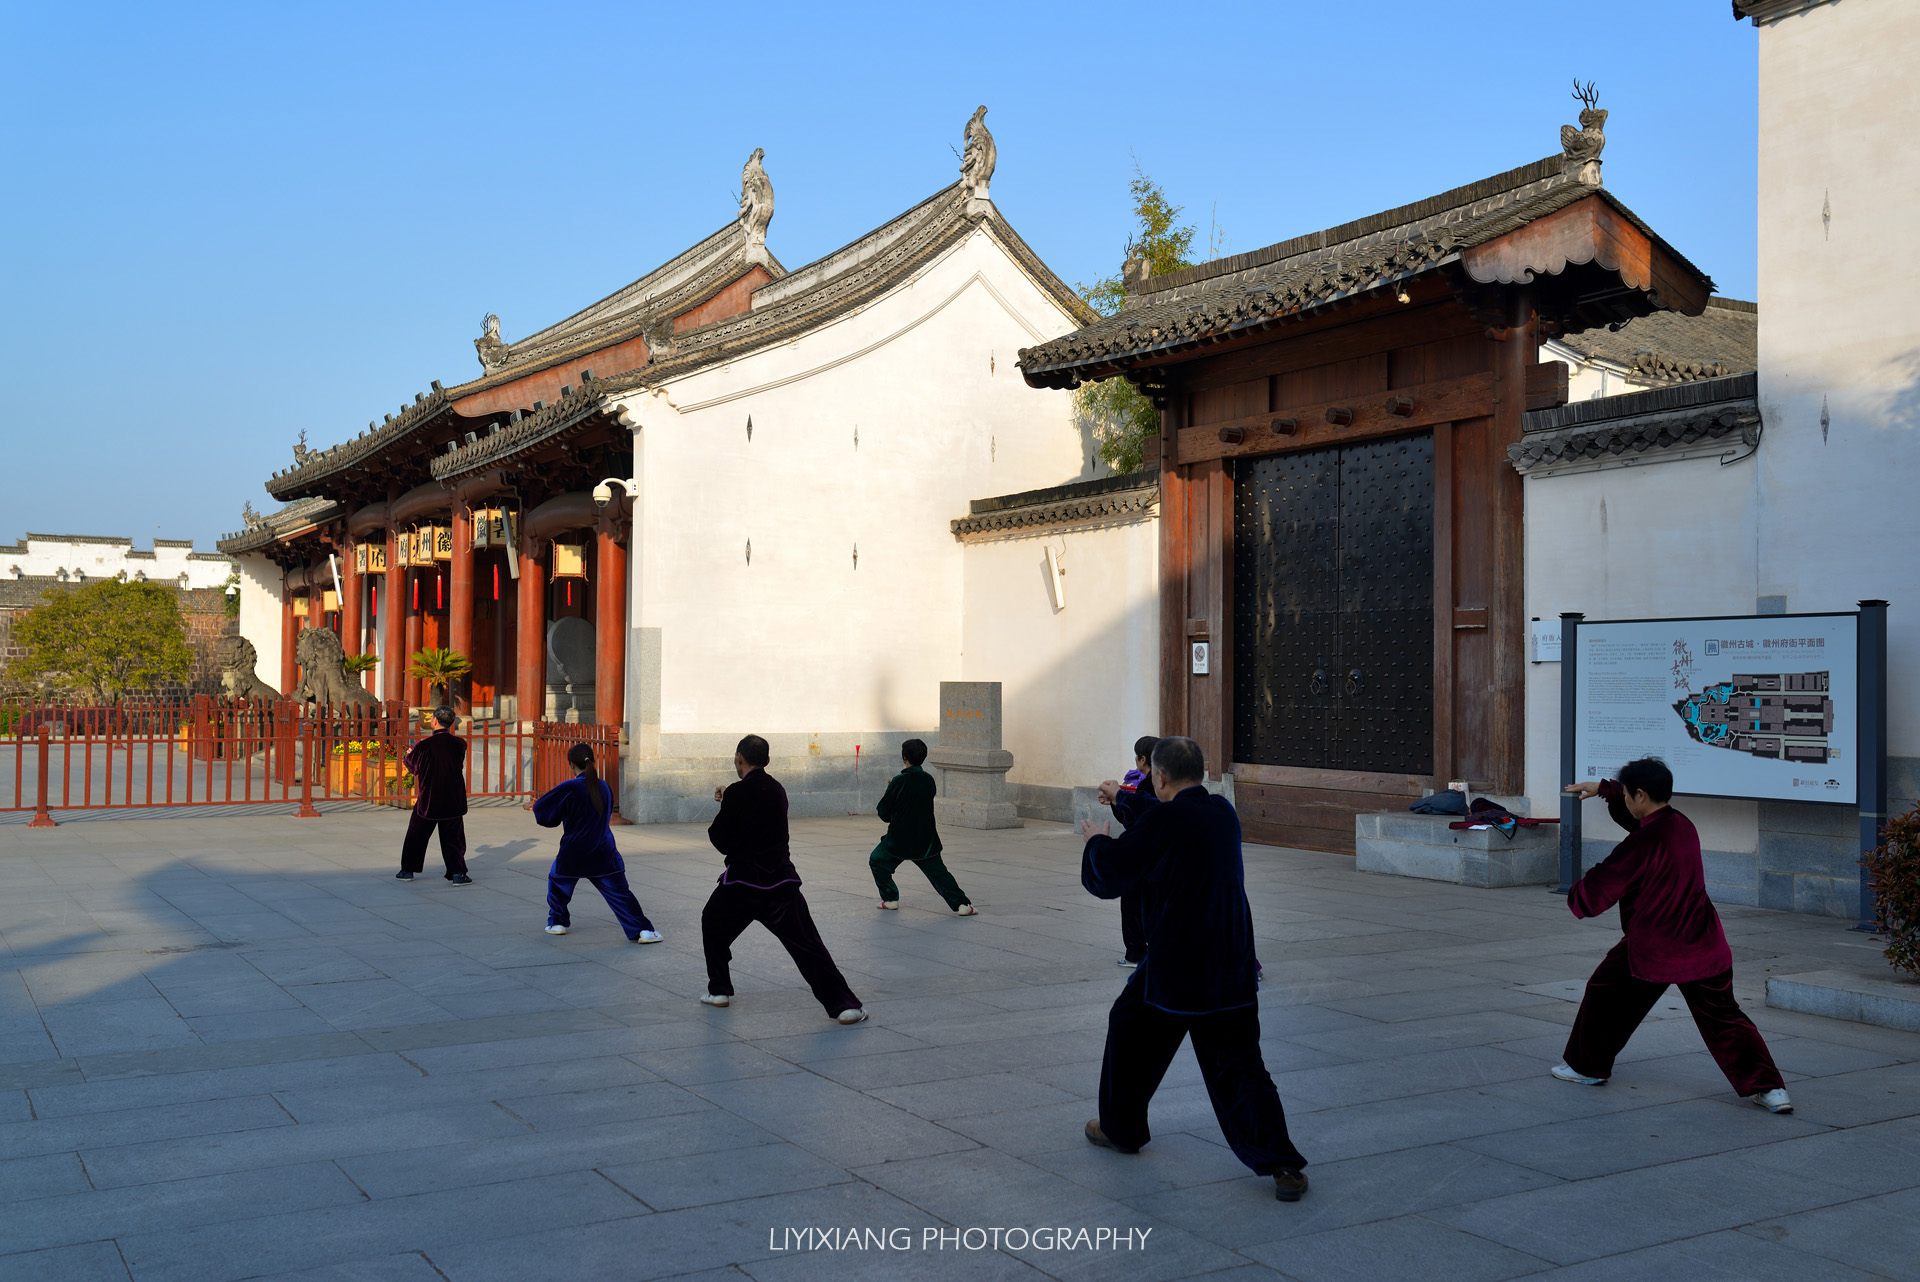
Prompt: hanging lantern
<box><xmin>429</xmin><ymin>525</ymin><xmax>453</xmax><ymax>562</ymax></box>
<box><xmin>471</xmin><ymin>508</ymin><xmax>492</xmax><ymax>550</ymax></box>
<box><xmin>291</xmin><ymin>593</ymin><xmax>311</xmax><ymax>618</ymax></box>
<box><xmin>550</xmin><ymin>541</ymin><xmax>587</xmax><ymax>581</ymax></box>
<box><xmin>394</xmin><ymin>532</ymin><xmax>413</xmax><ymax>568</ymax></box>
<box><xmin>353</xmin><ymin>543</ymin><xmax>368</xmax><ymax>573</ymax></box>
<box><xmin>322</xmin><ymin>588</ymin><xmax>340</xmax><ymax>614</ymax></box>
<box><xmin>361</xmin><ymin>541</ymin><xmax>387</xmax><ymax>573</ymax></box>
<box><xmin>502</xmin><ymin>507</ymin><xmax>518</xmax><ymax>550</ymax></box>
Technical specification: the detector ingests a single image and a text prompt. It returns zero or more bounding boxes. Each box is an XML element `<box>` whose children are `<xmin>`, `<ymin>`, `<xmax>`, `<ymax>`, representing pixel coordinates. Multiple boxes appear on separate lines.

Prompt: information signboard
<box><xmin>1574</xmin><ymin>613</ymin><xmax>1858</xmax><ymax>805</ymax></box>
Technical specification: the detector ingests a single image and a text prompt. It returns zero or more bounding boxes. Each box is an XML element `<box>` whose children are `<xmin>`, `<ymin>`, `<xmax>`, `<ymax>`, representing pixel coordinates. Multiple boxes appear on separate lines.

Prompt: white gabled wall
<box><xmin>235</xmin><ymin>553</ymin><xmax>285</xmax><ymax>690</ymax></box>
<box><xmin>1755</xmin><ymin>0</ymin><xmax>1920</xmax><ymax>758</ymax></box>
<box><xmin>620</xmin><ymin>223</ymin><xmax>1088</xmax><ymax>742</ymax></box>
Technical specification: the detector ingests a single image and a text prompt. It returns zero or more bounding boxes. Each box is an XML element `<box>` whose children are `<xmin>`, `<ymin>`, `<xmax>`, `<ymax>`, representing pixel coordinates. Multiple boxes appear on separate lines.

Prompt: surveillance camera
<box><xmin>592</xmin><ymin>482</ymin><xmax>612</xmax><ymax>508</ymax></box>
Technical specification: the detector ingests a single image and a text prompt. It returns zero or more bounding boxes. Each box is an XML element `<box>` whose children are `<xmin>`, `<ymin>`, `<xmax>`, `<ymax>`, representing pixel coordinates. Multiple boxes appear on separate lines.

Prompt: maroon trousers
<box><xmin>1564</xmin><ymin>939</ymin><xmax>1784</xmax><ymax>1096</ymax></box>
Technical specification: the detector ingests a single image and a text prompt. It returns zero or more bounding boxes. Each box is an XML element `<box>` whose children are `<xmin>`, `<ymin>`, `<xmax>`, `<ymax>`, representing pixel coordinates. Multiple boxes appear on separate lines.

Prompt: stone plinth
<box><xmin>1766</xmin><ymin>969</ymin><xmax>1920</xmax><ymax>1032</ymax></box>
<box><xmin>929</xmin><ymin>681</ymin><xmax>1022</xmax><ymax>830</ymax></box>
<box><xmin>1355</xmin><ymin>812</ymin><xmax>1558</xmax><ymax>888</ymax></box>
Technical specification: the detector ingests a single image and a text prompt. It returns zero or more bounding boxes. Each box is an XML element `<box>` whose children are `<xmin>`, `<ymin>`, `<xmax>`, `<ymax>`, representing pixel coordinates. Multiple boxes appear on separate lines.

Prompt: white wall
<box><xmin>0</xmin><ymin>535</ymin><xmax>232</xmax><ymax>588</ymax></box>
<box><xmin>960</xmin><ymin>517</ymin><xmax>1160</xmax><ymax>792</ymax></box>
<box><xmin>1755</xmin><ymin>0</ymin><xmax>1920</xmax><ymax>758</ymax></box>
<box><xmin>1523</xmin><ymin>452</ymin><xmax>1764</xmax><ymax>850</ymax></box>
<box><xmin>620</xmin><ymin>223</ymin><xmax>1087</xmax><ymax>740</ymax></box>
<box><xmin>235</xmin><ymin>553</ymin><xmax>284</xmax><ymax>690</ymax></box>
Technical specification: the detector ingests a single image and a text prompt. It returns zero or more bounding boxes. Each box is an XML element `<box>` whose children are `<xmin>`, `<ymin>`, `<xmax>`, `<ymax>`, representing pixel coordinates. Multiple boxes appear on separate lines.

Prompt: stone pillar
<box><xmin>928</xmin><ymin>681</ymin><xmax>1022</xmax><ymax>829</ymax></box>
<box><xmin>448</xmin><ymin>504</ymin><xmax>473</xmax><ymax>716</ymax></box>
<box><xmin>594</xmin><ymin>517</ymin><xmax>627</xmax><ymax>731</ymax></box>
<box><xmin>382</xmin><ymin>528</ymin><xmax>404</xmax><ymax>703</ymax></box>
<box><xmin>516</xmin><ymin>533</ymin><xmax>545</xmax><ymax>725</ymax></box>
<box><xmin>280</xmin><ymin>578</ymin><xmax>298</xmax><ymax>694</ymax></box>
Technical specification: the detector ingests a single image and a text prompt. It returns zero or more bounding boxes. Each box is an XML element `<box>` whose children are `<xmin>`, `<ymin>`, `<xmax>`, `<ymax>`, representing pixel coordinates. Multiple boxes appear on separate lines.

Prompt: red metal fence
<box><xmin>1</xmin><ymin>697</ymin><xmax>622</xmax><ymax>826</ymax></box>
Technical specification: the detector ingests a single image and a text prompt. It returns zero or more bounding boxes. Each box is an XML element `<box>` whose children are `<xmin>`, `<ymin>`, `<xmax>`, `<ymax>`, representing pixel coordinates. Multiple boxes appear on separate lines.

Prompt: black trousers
<box><xmin>701</xmin><ymin>882</ymin><xmax>860</xmax><ymax>1016</ymax></box>
<box><xmin>401</xmin><ymin>814</ymin><xmax>467</xmax><ymax>875</ymax></box>
<box><xmin>1564</xmin><ymin>939</ymin><xmax>1785</xmax><ymax>1096</ymax></box>
<box><xmin>1119</xmin><ymin>887</ymin><xmax>1149</xmax><ymax>963</ymax></box>
<box><xmin>1099</xmin><ymin>977</ymin><xmax>1305</xmax><ymax>1174</ymax></box>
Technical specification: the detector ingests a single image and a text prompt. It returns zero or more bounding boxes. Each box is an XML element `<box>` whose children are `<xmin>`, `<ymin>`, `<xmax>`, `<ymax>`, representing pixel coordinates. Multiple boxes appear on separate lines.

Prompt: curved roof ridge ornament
<box><xmin>1561</xmin><ymin>80</ymin><xmax>1606</xmax><ymax>188</ymax></box>
<box><xmin>740</xmin><ymin>147</ymin><xmax>775</xmax><ymax>268</ymax></box>
<box><xmin>961</xmin><ymin>105</ymin><xmax>996</xmax><ymax>217</ymax></box>
<box><xmin>475</xmin><ymin>313</ymin><xmax>511</xmax><ymax>370</ymax></box>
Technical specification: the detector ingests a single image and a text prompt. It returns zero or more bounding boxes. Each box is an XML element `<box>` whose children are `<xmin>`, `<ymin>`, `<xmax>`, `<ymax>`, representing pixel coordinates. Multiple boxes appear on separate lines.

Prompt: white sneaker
<box><xmin>878</xmin><ymin>901</ymin><xmax>899</xmax><ymax>910</ymax></box>
<box><xmin>954</xmin><ymin>904</ymin><xmax>977</xmax><ymax>916</ymax></box>
<box><xmin>1551</xmin><ymin>1063</ymin><xmax>1606</xmax><ymax>1086</ymax></box>
<box><xmin>1752</xmin><ymin>1088</ymin><xmax>1794</xmax><ymax>1114</ymax></box>
<box><xmin>700</xmin><ymin>993</ymin><xmax>730</xmax><ymax>1007</ymax></box>
<box><xmin>635</xmin><ymin>930</ymin><xmax>663</xmax><ymax>944</ymax></box>
<box><xmin>836</xmin><ymin>1008</ymin><xmax>868</xmax><ymax>1025</ymax></box>
<box><xmin>544</xmin><ymin>924</ymin><xmax>569</xmax><ymax>935</ymax></box>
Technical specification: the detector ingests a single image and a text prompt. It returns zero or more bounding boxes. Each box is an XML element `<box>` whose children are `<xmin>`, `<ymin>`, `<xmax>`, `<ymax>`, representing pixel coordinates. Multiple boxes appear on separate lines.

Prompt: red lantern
<box><xmin>412</xmin><ymin>575</ymin><xmax>419</xmax><ymax>611</ymax></box>
<box><xmin>436</xmin><ymin>574</ymin><xmax>443</xmax><ymax>610</ymax></box>
<box><xmin>492</xmin><ymin>564</ymin><xmax>499</xmax><ymax>601</ymax></box>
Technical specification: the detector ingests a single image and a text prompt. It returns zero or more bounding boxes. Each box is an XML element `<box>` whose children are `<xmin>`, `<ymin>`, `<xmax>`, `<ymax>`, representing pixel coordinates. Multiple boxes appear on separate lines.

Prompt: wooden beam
<box><xmin>1178</xmin><ymin>294</ymin><xmax>1482</xmax><ymax>394</ymax></box>
<box><xmin>1526</xmin><ymin>360</ymin><xmax>1569</xmax><ymax>411</ymax></box>
<box><xmin>1175</xmin><ymin>371</ymin><xmax>1492</xmax><ymax>465</ymax></box>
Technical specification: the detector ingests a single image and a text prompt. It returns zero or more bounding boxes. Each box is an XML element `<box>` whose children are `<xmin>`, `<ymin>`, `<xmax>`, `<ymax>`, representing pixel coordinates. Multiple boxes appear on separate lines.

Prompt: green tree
<box><xmin>1073</xmin><ymin>161</ymin><xmax>1201</xmax><ymax>473</ymax></box>
<box><xmin>11</xmin><ymin>580</ymin><xmax>194</xmax><ymax>701</ymax></box>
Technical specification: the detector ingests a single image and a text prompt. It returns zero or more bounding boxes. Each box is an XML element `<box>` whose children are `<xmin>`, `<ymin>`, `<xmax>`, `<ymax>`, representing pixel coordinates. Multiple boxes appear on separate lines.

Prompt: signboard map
<box><xmin>1575</xmin><ymin>614</ymin><xmax>1858</xmax><ymax>804</ymax></box>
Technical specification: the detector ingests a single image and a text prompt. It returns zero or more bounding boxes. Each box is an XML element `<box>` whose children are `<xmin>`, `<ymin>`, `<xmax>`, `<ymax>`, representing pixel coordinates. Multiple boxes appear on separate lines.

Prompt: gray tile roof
<box><xmin>216</xmin><ymin>498</ymin><xmax>341</xmax><ymax>555</ymax></box>
<box><xmin>1510</xmin><ymin>371</ymin><xmax>1759</xmax><ymax>473</ymax></box>
<box><xmin>951</xmin><ymin>471</ymin><xmax>1160</xmax><ymax>537</ymax></box>
<box><xmin>266</xmin><ymin>384</ymin><xmax>453</xmax><ymax>502</ymax></box>
<box><xmin>1018</xmin><ymin>156</ymin><xmax>1712</xmax><ymax>389</ymax></box>
<box><xmin>1553</xmin><ymin>297</ymin><xmax>1756</xmax><ymax>384</ymax></box>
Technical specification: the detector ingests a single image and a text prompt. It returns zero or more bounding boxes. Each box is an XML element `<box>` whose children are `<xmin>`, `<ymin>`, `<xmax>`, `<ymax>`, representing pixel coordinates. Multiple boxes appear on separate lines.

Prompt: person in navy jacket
<box><xmin>533</xmin><ymin>742</ymin><xmax>659</xmax><ymax>943</ymax></box>
<box><xmin>1097</xmin><ymin>735</ymin><xmax>1163</xmax><ymax>965</ymax></box>
<box><xmin>397</xmin><ymin>706</ymin><xmax>470</xmax><ymax>883</ymax></box>
<box><xmin>1079</xmin><ymin>736</ymin><xmax>1309</xmax><ymax>1202</ymax></box>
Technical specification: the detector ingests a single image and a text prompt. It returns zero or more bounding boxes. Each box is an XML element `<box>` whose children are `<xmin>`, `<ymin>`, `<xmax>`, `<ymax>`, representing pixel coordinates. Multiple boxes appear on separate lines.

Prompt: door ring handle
<box><xmin>1310</xmin><ymin>668</ymin><xmax>1327</xmax><ymax>695</ymax></box>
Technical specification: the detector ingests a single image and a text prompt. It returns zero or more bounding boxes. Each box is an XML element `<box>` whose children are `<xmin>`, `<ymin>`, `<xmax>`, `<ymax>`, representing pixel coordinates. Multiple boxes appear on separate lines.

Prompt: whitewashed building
<box><xmin>1516</xmin><ymin>0</ymin><xmax>1920</xmax><ymax>916</ymax></box>
<box><xmin>0</xmin><ymin>533</ymin><xmax>232</xmax><ymax>589</ymax></box>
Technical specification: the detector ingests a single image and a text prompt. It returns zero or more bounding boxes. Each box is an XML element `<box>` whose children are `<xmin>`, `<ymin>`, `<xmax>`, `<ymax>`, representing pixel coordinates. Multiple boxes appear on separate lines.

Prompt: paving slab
<box><xmin>0</xmin><ymin>808</ymin><xmax>1913</xmax><ymax>1280</ymax></box>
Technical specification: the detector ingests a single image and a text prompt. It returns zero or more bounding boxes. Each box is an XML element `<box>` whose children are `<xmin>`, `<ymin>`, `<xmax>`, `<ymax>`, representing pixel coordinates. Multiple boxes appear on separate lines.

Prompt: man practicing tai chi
<box><xmin>870</xmin><ymin>738</ymin><xmax>976</xmax><ymax>914</ymax></box>
<box><xmin>701</xmin><ymin>734</ymin><xmax>867</xmax><ymax>1024</ymax></box>
<box><xmin>533</xmin><ymin>742</ymin><xmax>661</xmax><ymax>943</ymax></box>
<box><xmin>1097</xmin><ymin>735</ymin><xmax>1162</xmax><ymax>966</ymax></box>
<box><xmin>397</xmin><ymin>706</ymin><xmax>472</xmax><ymax>884</ymax></box>
<box><xmin>1558</xmin><ymin>758</ymin><xmax>1792</xmax><ymax>1113</ymax></box>
<box><xmin>1078</xmin><ymin>736</ymin><xmax>1309</xmax><ymax>1202</ymax></box>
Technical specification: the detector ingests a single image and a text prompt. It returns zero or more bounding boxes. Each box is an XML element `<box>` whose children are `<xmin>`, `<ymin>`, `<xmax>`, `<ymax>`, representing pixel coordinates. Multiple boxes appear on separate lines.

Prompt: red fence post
<box><xmin>294</xmin><ymin>718</ymin><xmax>321</xmax><ymax>819</ymax></box>
<box><xmin>27</xmin><ymin>724</ymin><xmax>57</xmax><ymax>828</ymax></box>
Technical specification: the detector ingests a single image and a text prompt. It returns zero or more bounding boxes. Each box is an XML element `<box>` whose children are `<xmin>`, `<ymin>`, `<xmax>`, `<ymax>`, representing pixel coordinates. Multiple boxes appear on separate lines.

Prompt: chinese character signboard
<box><xmin>1574</xmin><ymin>614</ymin><xmax>1858</xmax><ymax>804</ymax></box>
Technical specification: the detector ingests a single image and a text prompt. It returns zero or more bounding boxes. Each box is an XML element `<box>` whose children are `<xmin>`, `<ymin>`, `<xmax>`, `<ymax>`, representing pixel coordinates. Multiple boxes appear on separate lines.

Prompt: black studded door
<box><xmin>1233</xmin><ymin>450</ymin><xmax>1339</xmax><ymax>769</ymax></box>
<box><xmin>1233</xmin><ymin>433</ymin><xmax>1434</xmax><ymax>775</ymax></box>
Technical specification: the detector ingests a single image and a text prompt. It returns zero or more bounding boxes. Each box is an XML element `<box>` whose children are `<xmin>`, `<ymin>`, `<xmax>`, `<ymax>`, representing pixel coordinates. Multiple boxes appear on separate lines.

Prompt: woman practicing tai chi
<box><xmin>1557</xmin><ymin>757</ymin><xmax>1791</xmax><ymax>1113</ymax></box>
<box><xmin>533</xmin><ymin>742</ymin><xmax>661</xmax><ymax>944</ymax></box>
<box><xmin>870</xmin><ymin>738</ymin><xmax>976</xmax><ymax>914</ymax></box>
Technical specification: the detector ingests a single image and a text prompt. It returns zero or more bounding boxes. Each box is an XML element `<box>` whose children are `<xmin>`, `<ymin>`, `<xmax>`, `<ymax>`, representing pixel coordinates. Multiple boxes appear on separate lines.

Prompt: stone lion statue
<box><xmin>218</xmin><ymin>636</ymin><xmax>282</xmax><ymax>701</ymax></box>
<box><xmin>293</xmin><ymin>626</ymin><xmax>380</xmax><ymax>709</ymax></box>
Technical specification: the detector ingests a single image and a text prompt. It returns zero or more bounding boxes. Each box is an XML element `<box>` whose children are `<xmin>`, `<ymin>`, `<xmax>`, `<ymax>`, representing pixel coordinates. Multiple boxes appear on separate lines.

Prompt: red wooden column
<box><xmin>280</xmin><ymin>576</ymin><xmax>298</xmax><ymax>694</ymax></box>
<box><xmin>340</xmin><ymin>544</ymin><xmax>362</xmax><ymax>666</ymax></box>
<box><xmin>404</xmin><ymin>569</ymin><xmax>422</xmax><ymax>709</ymax></box>
<box><xmin>383</xmin><ymin>529</ymin><xmax>405</xmax><ymax>703</ymax></box>
<box><xmin>516</xmin><ymin>534</ymin><xmax>545</xmax><ymax>724</ymax></box>
<box><xmin>448</xmin><ymin>504</ymin><xmax>473</xmax><ymax>717</ymax></box>
<box><xmin>594</xmin><ymin>515</ymin><xmax>627</xmax><ymax>731</ymax></box>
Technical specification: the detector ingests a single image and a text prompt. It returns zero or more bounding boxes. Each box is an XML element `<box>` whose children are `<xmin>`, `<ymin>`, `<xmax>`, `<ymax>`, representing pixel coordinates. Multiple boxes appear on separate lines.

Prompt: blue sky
<box><xmin>0</xmin><ymin>2</ymin><xmax>1757</xmax><ymax>551</ymax></box>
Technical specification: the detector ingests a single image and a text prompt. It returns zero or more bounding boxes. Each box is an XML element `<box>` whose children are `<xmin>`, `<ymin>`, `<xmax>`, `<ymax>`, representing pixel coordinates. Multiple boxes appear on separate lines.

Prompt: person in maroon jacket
<box><xmin>699</xmin><ymin>735</ymin><xmax>865</xmax><ymax>1024</ymax></box>
<box><xmin>396</xmin><ymin>706</ymin><xmax>471</xmax><ymax>884</ymax></box>
<box><xmin>1558</xmin><ymin>758</ymin><xmax>1790</xmax><ymax>1112</ymax></box>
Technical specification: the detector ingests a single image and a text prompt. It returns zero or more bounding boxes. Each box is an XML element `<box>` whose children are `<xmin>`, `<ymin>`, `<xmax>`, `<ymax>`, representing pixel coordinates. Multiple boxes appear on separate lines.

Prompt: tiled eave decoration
<box><xmin>215</xmin><ymin>498</ymin><xmax>342</xmax><ymax>555</ymax></box>
<box><xmin>951</xmin><ymin>474</ymin><xmax>1160</xmax><ymax>539</ymax></box>
<box><xmin>1019</xmin><ymin>160</ymin><xmax>1712</xmax><ymax>388</ymax></box>
<box><xmin>430</xmin><ymin>386</ymin><xmax>631</xmax><ymax>483</ymax></box>
<box><xmin>266</xmin><ymin>384</ymin><xmax>453</xmax><ymax>502</ymax></box>
<box><xmin>1510</xmin><ymin>372</ymin><xmax>1760</xmax><ymax>475</ymax></box>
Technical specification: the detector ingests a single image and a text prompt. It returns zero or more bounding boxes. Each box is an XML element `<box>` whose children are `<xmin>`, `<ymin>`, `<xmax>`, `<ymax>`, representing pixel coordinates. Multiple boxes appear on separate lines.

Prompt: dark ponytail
<box><xmin>567</xmin><ymin>742</ymin><xmax>605</xmax><ymax>819</ymax></box>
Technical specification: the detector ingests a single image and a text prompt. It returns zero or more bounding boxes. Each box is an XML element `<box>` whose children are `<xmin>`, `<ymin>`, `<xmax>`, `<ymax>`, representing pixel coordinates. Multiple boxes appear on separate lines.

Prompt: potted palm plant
<box><xmin>405</xmin><ymin>647</ymin><xmax>471</xmax><ymax>711</ymax></box>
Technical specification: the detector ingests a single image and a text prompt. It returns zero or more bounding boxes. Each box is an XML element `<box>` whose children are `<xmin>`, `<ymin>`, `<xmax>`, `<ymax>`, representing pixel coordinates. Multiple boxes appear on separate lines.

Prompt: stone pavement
<box><xmin>0</xmin><ymin>807</ymin><xmax>1917</xmax><ymax>1282</ymax></box>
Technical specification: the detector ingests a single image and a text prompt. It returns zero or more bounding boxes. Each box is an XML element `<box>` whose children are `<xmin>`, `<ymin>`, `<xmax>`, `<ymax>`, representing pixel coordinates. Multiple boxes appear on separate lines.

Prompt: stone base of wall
<box><xmin>1358</xmin><ymin>812</ymin><xmax>1560</xmax><ymax>887</ymax></box>
<box><xmin>1015</xmin><ymin>783</ymin><xmax>1074</xmax><ymax>824</ymax></box>
<box><xmin>1767</xmin><ymin>969</ymin><xmax>1920</xmax><ymax>1032</ymax></box>
<box><xmin>617</xmin><ymin>731</ymin><xmax>933</xmax><ymax>826</ymax></box>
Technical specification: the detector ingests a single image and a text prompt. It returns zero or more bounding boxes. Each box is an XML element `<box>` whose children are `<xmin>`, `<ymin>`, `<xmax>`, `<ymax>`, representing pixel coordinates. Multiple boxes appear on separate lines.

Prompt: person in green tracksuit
<box><xmin>870</xmin><ymin>738</ymin><xmax>977</xmax><ymax>915</ymax></box>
